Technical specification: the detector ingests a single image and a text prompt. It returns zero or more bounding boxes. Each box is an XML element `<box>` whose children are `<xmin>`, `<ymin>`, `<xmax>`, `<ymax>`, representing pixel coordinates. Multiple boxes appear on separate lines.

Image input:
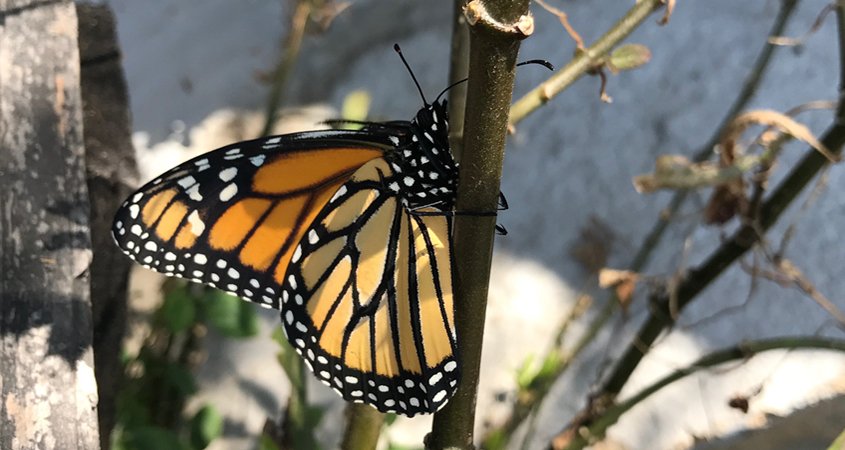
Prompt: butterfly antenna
<box><xmin>433</xmin><ymin>59</ymin><xmax>554</xmax><ymax>104</ymax></box>
<box><xmin>517</xmin><ymin>59</ymin><xmax>554</xmax><ymax>70</ymax></box>
<box><xmin>394</xmin><ymin>44</ymin><xmax>429</xmax><ymax>106</ymax></box>
<box><xmin>434</xmin><ymin>78</ymin><xmax>468</xmax><ymax>104</ymax></box>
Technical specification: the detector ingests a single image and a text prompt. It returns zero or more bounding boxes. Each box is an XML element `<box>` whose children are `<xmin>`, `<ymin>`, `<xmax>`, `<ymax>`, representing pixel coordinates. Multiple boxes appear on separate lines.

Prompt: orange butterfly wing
<box><xmin>112</xmin><ymin>133</ymin><xmax>383</xmax><ymax>309</ymax></box>
<box><xmin>281</xmin><ymin>158</ymin><xmax>459</xmax><ymax>415</ymax></box>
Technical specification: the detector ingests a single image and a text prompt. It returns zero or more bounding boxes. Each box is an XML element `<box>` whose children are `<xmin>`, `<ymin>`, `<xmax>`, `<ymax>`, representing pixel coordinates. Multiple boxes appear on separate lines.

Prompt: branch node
<box><xmin>463</xmin><ymin>0</ymin><xmax>534</xmax><ymax>39</ymax></box>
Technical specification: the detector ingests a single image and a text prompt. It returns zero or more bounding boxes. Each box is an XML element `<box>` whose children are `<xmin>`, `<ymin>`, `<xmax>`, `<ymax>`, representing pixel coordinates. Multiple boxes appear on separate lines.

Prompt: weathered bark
<box><xmin>0</xmin><ymin>1</ymin><xmax>101</xmax><ymax>449</ymax></box>
<box><xmin>77</xmin><ymin>4</ymin><xmax>137</xmax><ymax>449</ymax></box>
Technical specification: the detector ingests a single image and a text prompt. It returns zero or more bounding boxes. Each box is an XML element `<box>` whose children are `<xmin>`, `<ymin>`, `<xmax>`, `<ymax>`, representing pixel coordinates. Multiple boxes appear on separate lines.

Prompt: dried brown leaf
<box><xmin>722</xmin><ymin>109</ymin><xmax>838</xmax><ymax>162</ymax></box>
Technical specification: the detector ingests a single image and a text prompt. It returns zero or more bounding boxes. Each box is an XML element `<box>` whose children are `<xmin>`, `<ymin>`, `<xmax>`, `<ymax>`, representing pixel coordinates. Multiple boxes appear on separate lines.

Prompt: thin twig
<box><xmin>554</xmin><ymin>337</ymin><xmax>845</xmax><ymax>450</ymax></box>
<box><xmin>261</xmin><ymin>0</ymin><xmax>312</xmax><ymax>137</ymax></box>
<box><xmin>508</xmin><ymin>0</ymin><xmax>666</xmax><ymax>127</ymax></box>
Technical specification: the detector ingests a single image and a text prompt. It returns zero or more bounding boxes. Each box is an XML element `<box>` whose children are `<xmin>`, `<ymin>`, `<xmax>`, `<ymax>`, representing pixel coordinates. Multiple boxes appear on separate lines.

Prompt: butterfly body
<box><xmin>113</xmin><ymin>98</ymin><xmax>460</xmax><ymax>416</ymax></box>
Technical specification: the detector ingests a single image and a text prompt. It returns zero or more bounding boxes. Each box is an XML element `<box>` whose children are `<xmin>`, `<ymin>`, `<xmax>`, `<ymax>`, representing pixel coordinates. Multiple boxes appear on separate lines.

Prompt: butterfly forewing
<box><xmin>281</xmin><ymin>158</ymin><xmax>459</xmax><ymax>415</ymax></box>
<box><xmin>112</xmin><ymin>133</ymin><xmax>383</xmax><ymax>310</ymax></box>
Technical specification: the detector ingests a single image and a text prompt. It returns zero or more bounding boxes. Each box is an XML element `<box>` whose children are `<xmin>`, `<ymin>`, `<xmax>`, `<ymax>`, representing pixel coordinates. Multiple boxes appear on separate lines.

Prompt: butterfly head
<box><xmin>383</xmin><ymin>99</ymin><xmax>457</xmax><ymax>212</ymax></box>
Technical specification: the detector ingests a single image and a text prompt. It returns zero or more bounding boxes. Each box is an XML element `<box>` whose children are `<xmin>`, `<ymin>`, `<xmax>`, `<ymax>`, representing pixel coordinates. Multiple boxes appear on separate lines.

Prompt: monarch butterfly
<box><xmin>113</xmin><ymin>46</ymin><xmax>468</xmax><ymax>416</ymax></box>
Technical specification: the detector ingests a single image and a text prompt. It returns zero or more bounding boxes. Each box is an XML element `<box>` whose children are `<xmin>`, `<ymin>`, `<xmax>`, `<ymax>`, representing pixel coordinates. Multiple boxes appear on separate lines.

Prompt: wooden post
<box><xmin>0</xmin><ymin>1</ymin><xmax>101</xmax><ymax>449</ymax></box>
<box><xmin>77</xmin><ymin>4</ymin><xmax>137</xmax><ymax>448</ymax></box>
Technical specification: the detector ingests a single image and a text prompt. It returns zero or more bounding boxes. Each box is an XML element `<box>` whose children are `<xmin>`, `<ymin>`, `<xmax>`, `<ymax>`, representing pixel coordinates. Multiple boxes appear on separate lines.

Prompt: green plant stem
<box><xmin>340</xmin><ymin>404</ymin><xmax>384</xmax><ymax>450</ymax></box>
<box><xmin>261</xmin><ymin>0</ymin><xmax>311</xmax><ymax>137</ymax></box>
<box><xmin>559</xmin><ymin>337</ymin><xmax>845</xmax><ymax>450</ymax></box>
<box><xmin>280</xmin><ymin>335</ymin><xmax>320</xmax><ymax>450</ymax></box>
<box><xmin>448</xmin><ymin>0</ymin><xmax>471</xmax><ymax>160</ymax></box>
<box><xmin>428</xmin><ymin>1</ymin><xmax>530</xmax><ymax>448</ymax></box>
<box><xmin>508</xmin><ymin>0</ymin><xmax>665</xmax><ymax>127</ymax></box>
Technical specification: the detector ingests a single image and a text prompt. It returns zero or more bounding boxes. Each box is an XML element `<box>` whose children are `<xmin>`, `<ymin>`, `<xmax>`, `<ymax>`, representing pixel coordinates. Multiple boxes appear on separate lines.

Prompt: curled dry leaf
<box><xmin>704</xmin><ymin>182</ymin><xmax>747</xmax><ymax>225</ymax></box>
<box><xmin>598</xmin><ymin>268</ymin><xmax>640</xmax><ymax>308</ymax></box>
<box><xmin>768</xmin><ymin>2</ymin><xmax>836</xmax><ymax>47</ymax></box>
<box><xmin>721</xmin><ymin>109</ymin><xmax>838</xmax><ymax>163</ymax></box>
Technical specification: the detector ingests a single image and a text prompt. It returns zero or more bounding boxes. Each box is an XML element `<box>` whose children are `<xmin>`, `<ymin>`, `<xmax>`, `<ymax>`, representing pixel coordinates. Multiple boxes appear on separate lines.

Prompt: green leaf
<box><xmin>202</xmin><ymin>289</ymin><xmax>259</xmax><ymax>338</ymax></box>
<box><xmin>163</xmin><ymin>363</ymin><xmax>198</xmax><ymax>397</ymax></box>
<box><xmin>515</xmin><ymin>355</ymin><xmax>537</xmax><ymax>390</ymax></box>
<box><xmin>273</xmin><ymin>327</ymin><xmax>303</xmax><ymax>387</ymax></box>
<box><xmin>190</xmin><ymin>405</ymin><xmax>223</xmax><ymax>450</ymax></box>
<box><xmin>304</xmin><ymin>405</ymin><xmax>325</xmax><ymax>430</ymax></box>
<box><xmin>827</xmin><ymin>427</ymin><xmax>845</xmax><ymax>450</ymax></box>
<box><xmin>119</xmin><ymin>426</ymin><xmax>190</xmax><ymax>450</ymax></box>
<box><xmin>115</xmin><ymin>390</ymin><xmax>152</xmax><ymax>428</ymax></box>
<box><xmin>258</xmin><ymin>434</ymin><xmax>282</xmax><ymax>450</ymax></box>
<box><xmin>608</xmin><ymin>43</ymin><xmax>651</xmax><ymax>73</ymax></box>
<box><xmin>161</xmin><ymin>287</ymin><xmax>196</xmax><ymax>333</ymax></box>
<box><xmin>387</xmin><ymin>443</ymin><xmax>424</xmax><ymax>450</ymax></box>
<box><xmin>340</xmin><ymin>90</ymin><xmax>371</xmax><ymax>129</ymax></box>
<box><xmin>482</xmin><ymin>429</ymin><xmax>508</xmax><ymax>450</ymax></box>
<box><xmin>384</xmin><ymin>412</ymin><xmax>398</xmax><ymax>426</ymax></box>
<box><xmin>536</xmin><ymin>349</ymin><xmax>562</xmax><ymax>382</ymax></box>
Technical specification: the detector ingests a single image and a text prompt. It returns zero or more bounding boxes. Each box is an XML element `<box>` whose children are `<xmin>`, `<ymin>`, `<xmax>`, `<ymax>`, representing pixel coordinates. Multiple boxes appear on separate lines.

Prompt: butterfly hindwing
<box><xmin>112</xmin><ymin>132</ymin><xmax>385</xmax><ymax>310</ymax></box>
<box><xmin>281</xmin><ymin>158</ymin><xmax>459</xmax><ymax>415</ymax></box>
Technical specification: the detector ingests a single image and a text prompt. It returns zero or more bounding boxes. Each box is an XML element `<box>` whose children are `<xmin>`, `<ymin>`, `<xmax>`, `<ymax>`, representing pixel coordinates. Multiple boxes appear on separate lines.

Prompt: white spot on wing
<box><xmin>429</xmin><ymin>372</ymin><xmax>443</xmax><ymax>385</ymax></box>
<box><xmin>219</xmin><ymin>183</ymin><xmax>238</xmax><ymax>201</ymax></box>
<box><xmin>250</xmin><ymin>155</ymin><xmax>266</xmax><ymax>167</ymax></box>
<box><xmin>219</xmin><ymin>167</ymin><xmax>237</xmax><ymax>182</ymax></box>
<box><xmin>177</xmin><ymin>176</ymin><xmax>196</xmax><ymax>188</ymax></box>
<box><xmin>187</xmin><ymin>210</ymin><xmax>205</xmax><ymax>236</ymax></box>
<box><xmin>186</xmin><ymin>184</ymin><xmax>203</xmax><ymax>201</ymax></box>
